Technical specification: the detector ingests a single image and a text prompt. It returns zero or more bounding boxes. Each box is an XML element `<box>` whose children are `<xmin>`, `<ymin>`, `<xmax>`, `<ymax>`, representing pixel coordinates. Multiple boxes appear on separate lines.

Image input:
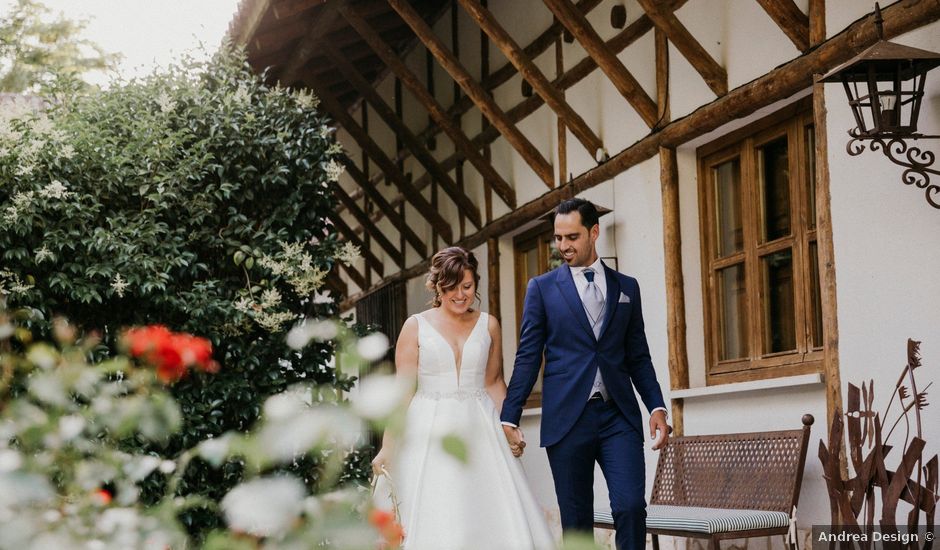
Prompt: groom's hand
<box><xmin>649</xmin><ymin>410</ymin><xmax>671</xmax><ymax>451</ymax></box>
<box><xmin>502</xmin><ymin>425</ymin><xmax>526</xmax><ymax>457</ymax></box>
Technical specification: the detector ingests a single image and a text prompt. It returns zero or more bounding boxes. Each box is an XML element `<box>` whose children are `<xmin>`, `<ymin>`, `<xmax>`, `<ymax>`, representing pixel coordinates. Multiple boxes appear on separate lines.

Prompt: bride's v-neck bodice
<box><xmin>414</xmin><ymin>311</ymin><xmax>489</xmax><ymax>395</ymax></box>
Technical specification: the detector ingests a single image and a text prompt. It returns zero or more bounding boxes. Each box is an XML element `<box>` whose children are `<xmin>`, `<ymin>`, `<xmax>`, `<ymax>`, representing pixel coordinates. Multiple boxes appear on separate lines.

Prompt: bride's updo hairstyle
<box><xmin>426</xmin><ymin>247</ymin><xmax>481</xmax><ymax>307</ymax></box>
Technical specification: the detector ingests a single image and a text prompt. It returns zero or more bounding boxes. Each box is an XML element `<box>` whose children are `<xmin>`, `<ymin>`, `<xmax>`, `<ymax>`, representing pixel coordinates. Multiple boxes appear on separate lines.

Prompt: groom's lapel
<box><xmin>555</xmin><ymin>265</ymin><xmax>595</xmax><ymax>339</ymax></box>
<box><xmin>598</xmin><ymin>262</ymin><xmax>620</xmax><ymax>341</ymax></box>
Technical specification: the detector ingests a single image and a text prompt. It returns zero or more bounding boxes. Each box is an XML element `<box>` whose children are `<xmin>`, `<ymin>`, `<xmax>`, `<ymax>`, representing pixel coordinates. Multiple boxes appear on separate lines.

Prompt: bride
<box><xmin>371</xmin><ymin>246</ymin><xmax>555</xmax><ymax>550</ymax></box>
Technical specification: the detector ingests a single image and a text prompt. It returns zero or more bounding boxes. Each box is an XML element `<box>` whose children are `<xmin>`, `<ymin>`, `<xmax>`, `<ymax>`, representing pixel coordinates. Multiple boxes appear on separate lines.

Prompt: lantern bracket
<box><xmin>847</xmin><ymin>131</ymin><xmax>940</xmax><ymax>208</ymax></box>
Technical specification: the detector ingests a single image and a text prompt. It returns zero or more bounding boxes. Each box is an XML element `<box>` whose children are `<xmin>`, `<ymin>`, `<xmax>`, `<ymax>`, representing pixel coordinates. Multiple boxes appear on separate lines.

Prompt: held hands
<box><xmin>502</xmin><ymin>425</ymin><xmax>526</xmax><ymax>457</ymax></box>
<box><xmin>649</xmin><ymin>409</ymin><xmax>671</xmax><ymax>450</ymax></box>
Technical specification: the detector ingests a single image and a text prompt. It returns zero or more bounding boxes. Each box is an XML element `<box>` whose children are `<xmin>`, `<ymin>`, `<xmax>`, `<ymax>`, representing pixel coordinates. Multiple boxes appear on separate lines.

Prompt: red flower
<box><xmin>122</xmin><ymin>325</ymin><xmax>218</xmax><ymax>383</ymax></box>
<box><xmin>369</xmin><ymin>509</ymin><xmax>405</xmax><ymax>548</ymax></box>
<box><xmin>92</xmin><ymin>488</ymin><xmax>112</xmax><ymax>506</ymax></box>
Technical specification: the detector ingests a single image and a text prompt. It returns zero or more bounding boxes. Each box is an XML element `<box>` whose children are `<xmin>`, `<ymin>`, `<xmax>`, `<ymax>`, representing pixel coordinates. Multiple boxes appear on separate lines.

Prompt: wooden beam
<box><xmin>339</xmin><ymin>0</ymin><xmax>940</xmax><ymax>304</ymax></box>
<box><xmin>350</xmin><ymin>8</ymin><xmax>673</xmax><ymax>228</ymax></box>
<box><xmin>339</xmin><ymin>3</ymin><xmax>518</xmax><ymax>208</ymax></box>
<box><xmin>659</xmin><ymin>147</ymin><xmax>689</xmax><ymax>395</ymax></box>
<box><xmin>309</xmin><ymin>77</ymin><xmax>455</xmax><ymax>243</ymax></box>
<box><xmin>756</xmin><ymin>0</ymin><xmax>810</xmax><ymax>52</ymax></box>
<box><xmin>325</xmin><ymin>272</ymin><xmax>348</xmax><ymax>299</ymax></box>
<box><xmin>813</xmin><ymin>81</ymin><xmax>844</xmax><ymax>475</ymax></box>
<box><xmin>278</xmin><ymin>2</ymin><xmax>342</xmax><ymax>86</ymax></box>
<box><xmin>321</xmin><ymin>42</ymin><xmax>483</xmax><ymax>229</ymax></box>
<box><xmin>543</xmin><ymin>0</ymin><xmax>659</xmax><ymax>128</ymax></box>
<box><xmin>339</xmin><ymin>261</ymin><xmax>367</xmax><ymax>291</ymax></box>
<box><xmin>655</xmin><ymin>28</ymin><xmax>670</xmax><ymax>125</ymax></box>
<box><xmin>556</xmin><ymin>37</ymin><xmax>567</xmax><ymax>185</ymax></box>
<box><xmin>340</xmin><ymin>157</ymin><xmax>428</xmax><ymax>258</ymax></box>
<box><xmin>458</xmin><ymin>0</ymin><xmax>604</xmax><ymax>160</ymax></box>
<box><xmin>387</xmin><ymin>0</ymin><xmax>556</xmax><ymax>189</ymax></box>
<box><xmin>230</xmin><ymin>0</ymin><xmax>273</xmax><ymax>48</ymax></box>
<box><xmin>487</xmin><ymin>238</ymin><xmax>500</xmax><ymax>322</ymax></box>
<box><xmin>333</xmin><ymin>185</ymin><xmax>403</xmax><ymax>268</ymax></box>
<box><xmin>329</xmin><ymin>215</ymin><xmax>384</xmax><ymax>276</ymax></box>
<box><xmin>272</xmin><ymin>0</ymin><xmax>325</xmax><ymax>20</ymax></box>
<box><xmin>809</xmin><ymin>0</ymin><xmax>825</xmax><ymax>47</ymax></box>
<box><xmin>635</xmin><ymin>0</ymin><xmax>728</xmax><ymax>96</ymax></box>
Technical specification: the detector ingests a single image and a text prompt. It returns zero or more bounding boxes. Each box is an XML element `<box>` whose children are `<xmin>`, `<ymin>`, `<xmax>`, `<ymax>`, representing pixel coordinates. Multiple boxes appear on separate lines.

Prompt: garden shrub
<box><xmin>0</xmin><ymin>46</ymin><xmax>366</xmax><ymax>536</ymax></box>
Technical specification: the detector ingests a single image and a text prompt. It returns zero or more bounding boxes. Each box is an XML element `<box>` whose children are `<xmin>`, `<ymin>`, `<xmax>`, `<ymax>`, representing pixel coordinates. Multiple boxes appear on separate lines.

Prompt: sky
<box><xmin>2</xmin><ymin>0</ymin><xmax>243</xmax><ymax>86</ymax></box>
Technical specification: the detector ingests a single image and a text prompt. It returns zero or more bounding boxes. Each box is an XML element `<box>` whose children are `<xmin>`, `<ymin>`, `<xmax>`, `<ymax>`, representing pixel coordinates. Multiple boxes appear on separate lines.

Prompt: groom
<box><xmin>501</xmin><ymin>198</ymin><xmax>669</xmax><ymax>550</ymax></box>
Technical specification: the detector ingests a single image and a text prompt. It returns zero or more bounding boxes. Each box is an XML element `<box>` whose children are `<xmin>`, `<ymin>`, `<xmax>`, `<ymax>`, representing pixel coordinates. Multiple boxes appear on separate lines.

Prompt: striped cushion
<box><xmin>594</xmin><ymin>505</ymin><xmax>790</xmax><ymax>534</ymax></box>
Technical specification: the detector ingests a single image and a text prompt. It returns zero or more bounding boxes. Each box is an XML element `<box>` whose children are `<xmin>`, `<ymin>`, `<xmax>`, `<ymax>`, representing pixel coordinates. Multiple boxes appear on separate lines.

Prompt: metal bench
<box><xmin>594</xmin><ymin>414</ymin><xmax>814</xmax><ymax>550</ymax></box>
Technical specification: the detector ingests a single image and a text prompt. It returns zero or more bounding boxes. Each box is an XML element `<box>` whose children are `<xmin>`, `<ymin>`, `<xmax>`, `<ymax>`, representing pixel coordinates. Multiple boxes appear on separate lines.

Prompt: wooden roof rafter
<box><xmin>388</xmin><ymin>0</ymin><xmax>556</xmax><ymax>190</ymax></box>
<box><xmin>344</xmin><ymin>0</ymin><xmax>686</xmax><ymax>232</ymax></box>
<box><xmin>457</xmin><ymin>0</ymin><xmax>605</xmax><ymax>161</ymax></box>
<box><xmin>340</xmin><ymin>157</ymin><xmax>427</xmax><ymax>259</ymax></box>
<box><xmin>542</xmin><ymin>0</ymin><xmax>660</xmax><ymax>128</ymax></box>
<box><xmin>338</xmin><ymin>2</ymin><xmax>517</xmax><ymax>208</ymax></box>
<box><xmin>755</xmin><ymin>0</ymin><xmax>810</xmax><ymax>53</ymax></box>
<box><xmin>320</xmin><ymin>40</ymin><xmax>483</xmax><ymax>229</ymax></box>
<box><xmin>277</xmin><ymin>1</ymin><xmax>343</xmax><ymax>86</ymax></box>
<box><xmin>308</xmin><ymin>74</ymin><xmax>455</xmax><ymax>243</ymax></box>
<box><xmin>332</xmin><ymin>183</ymin><xmax>404</xmax><ymax>268</ymax></box>
<box><xmin>328</xmin><ymin>214</ymin><xmax>384</xmax><ymax>277</ymax></box>
<box><xmin>634</xmin><ymin>0</ymin><xmax>728</xmax><ymax>96</ymax></box>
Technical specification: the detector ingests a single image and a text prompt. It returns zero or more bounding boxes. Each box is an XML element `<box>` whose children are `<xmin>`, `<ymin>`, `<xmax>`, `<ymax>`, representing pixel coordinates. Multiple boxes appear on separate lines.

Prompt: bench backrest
<box><xmin>649</xmin><ymin>415</ymin><xmax>814</xmax><ymax>514</ymax></box>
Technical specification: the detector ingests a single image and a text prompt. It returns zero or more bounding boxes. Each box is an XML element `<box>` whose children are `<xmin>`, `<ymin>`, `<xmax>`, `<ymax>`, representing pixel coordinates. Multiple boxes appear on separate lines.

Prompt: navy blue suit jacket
<box><xmin>501</xmin><ymin>262</ymin><xmax>666</xmax><ymax>447</ymax></box>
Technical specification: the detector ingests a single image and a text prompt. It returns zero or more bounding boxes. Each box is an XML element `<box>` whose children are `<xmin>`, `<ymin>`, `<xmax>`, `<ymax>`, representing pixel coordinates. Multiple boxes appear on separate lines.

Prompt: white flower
<box><xmin>324</xmin><ymin>159</ymin><xmax>345</xmax><ymax>182</ymax></box>
<box><xmin>308</xmin><ymin>319</ymin><xmax>339</xmax><ymax>341</ymax></box>
<box><xmin>124</xmin><ymin>456</ymin><xmax>161</xmax><ymax>481</ymax></box>
<box><xmin>156</xmin><ymin>91</ymin><xmax>176</xmax><ymax>114</ymax></box>
<box><xmin>263</xmin><ymin>387</ymin><xmax>311</xmax><ymax>421</ymax></box>
<box><xmin>111</xmin><ymin>273</ymin><xmax>129</xmax><ymax>298</ymax></box>
<box><xmin>352</xmin><ymin>374</ymin><xmax>412</xmax><ymax>420</ymax></box>
<box><xmin>286</xmin><ymin>322</ymin><xmax>313</xmax><ymax>350</ymax></box>
<box><xmin>222</xmin><ymin>476</ymin><xmax>306</xmax><ymax>537</ymax></box>
<box><xmin>34</xmin><ymin>245</ymin><xmax>53</xmax><ymax>264</ymax></box>
<box><xmin>260</xmin><ymin>288</ymin><xmax>281</xmax><ymax>309</ymax></box>
<box><xmin>38</xmin><ymin>180</ymin><xmax>70</xmax><ymax>200</ymax></box>
<box><xmin>197</xmin><ymin>436</ymin><xmax>231</xmax><ymax>468</ymax></box>
<box><xmin>58</xmin><ymin>415</ymin><xmax>85</xmax><ymax>441</ymax></box>
<box><xmin>2</xmin><ymin>205</ymin><xmax>18</xmax><ymax>224</ymax></box>
<box><xmin>336</xmin><ymin>241</ymin><xmax>360</xmax><ymax>267</ymax></box>
<box><xmin>0</xmin><ymin>450</ymin><xmax>22</xmax><ymax>473</ymax></box>
<box><xmin>233</xmin><ymin>83</ymin><xmax>251</xmax><ymax>106</ymax></box>
<box><xmin>158</xmin><ymin>460</ymin><xmax>176</xmax><ymax>474</ymax></box>
<box><xmin>96</xmin><ymin>507</ymin><xmax>139</xmax><ymax>534</ymax></box>
<box><xmin>12</xmin><ymin>191</ymin><xmax>34</xmax><ymax>209</ymax></box>
<box><xmin>319</xmin><ymin>125</ymin><xmax>333</xmax><ymax>139</ymax></box>
<box><xmin>357</xmin><ymin>332</ymin><xmax>390</xmax><ymax>362</ymax></box>
<box><xmin>59</xmin><ymin>143</ymin><xmax>75</xmax><ymax>160</ymax></box>
<box><xmin>294</xmin><ymin>89</ymin><xmax>319</xmax><ymax>110</ymax></box>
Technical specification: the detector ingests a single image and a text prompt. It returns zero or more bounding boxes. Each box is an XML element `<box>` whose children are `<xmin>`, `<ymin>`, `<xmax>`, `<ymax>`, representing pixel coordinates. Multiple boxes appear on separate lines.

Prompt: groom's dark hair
<box><xmin>553</xmin><ymin>198</ymin><xmax>599</xmax><ymax>230</ymax></box>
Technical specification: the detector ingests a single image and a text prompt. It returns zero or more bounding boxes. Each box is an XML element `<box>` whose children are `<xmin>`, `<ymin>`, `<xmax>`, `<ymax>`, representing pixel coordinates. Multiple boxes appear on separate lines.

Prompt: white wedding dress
<box><xmin>393</xmin><ymin>311</ymin><xmax>556</xmax><ymax>550</ymax></box>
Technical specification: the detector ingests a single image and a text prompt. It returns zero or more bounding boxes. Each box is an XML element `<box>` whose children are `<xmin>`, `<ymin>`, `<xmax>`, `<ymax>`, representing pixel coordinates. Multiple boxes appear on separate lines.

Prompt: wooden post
<box><xmin>809</xmin><ymin>0</ymin><xmax>825</xmax><ymax>47</ymax></box>
<box><xmin>659</xmin><ymin>146</ymin><xmax>689</xmax><ymax>435</ymax></box>
<box><xmin>655</xmin><ymin>28</ymin><xmax>670</xmax><ymax>126</ymax></box>
<box><xmin>556</xmin><ymin>38</ymin><xmax>566</xmax><ymax>186</ymax></box>
<box><xmin>488</xmin><ymin>238</ymin><xmax>500</xmax><ymax>322</ymax></box>
<box><xmin>813</xmin><ymin>80</ymin><xmax>845</xmax><ymax>476</ymax></box>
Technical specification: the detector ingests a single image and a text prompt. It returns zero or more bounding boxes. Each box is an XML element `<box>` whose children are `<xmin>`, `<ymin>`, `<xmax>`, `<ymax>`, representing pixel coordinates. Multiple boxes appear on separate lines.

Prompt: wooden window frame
<box><xmin>697</xmin><ymin>97</ymin><xmax>823</xmax><ymax>385</ymax></box>
<box><xmin>513</xmin><ymin>223</ymin><xmax>558</xmax><ymax>408</ymax></box>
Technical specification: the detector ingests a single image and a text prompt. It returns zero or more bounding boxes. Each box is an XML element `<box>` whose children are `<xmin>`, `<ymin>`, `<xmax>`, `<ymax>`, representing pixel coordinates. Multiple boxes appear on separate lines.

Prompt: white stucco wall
<box><xmin>337</xmin><ymin>0</ymin><xmax>940</xmax><ymax>545</ymax></box>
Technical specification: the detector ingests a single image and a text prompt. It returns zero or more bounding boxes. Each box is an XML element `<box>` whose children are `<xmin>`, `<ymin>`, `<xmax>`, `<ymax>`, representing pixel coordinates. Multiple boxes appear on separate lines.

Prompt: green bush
<box><xmin>0</xmin><ymin>47</ymin><xmax>365</xmax><ymax>536</ymax></box>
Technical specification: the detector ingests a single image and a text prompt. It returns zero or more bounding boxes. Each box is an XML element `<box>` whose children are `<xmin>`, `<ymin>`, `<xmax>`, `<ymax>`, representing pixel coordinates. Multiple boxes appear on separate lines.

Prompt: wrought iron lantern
<box><xmin>820</xmin><ymin>4</ymin><xmax>940</xmax><ymax>209</ymax></box>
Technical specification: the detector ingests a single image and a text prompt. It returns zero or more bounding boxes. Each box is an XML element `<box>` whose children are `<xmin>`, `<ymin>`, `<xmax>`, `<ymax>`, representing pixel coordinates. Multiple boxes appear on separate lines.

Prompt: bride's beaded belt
<box><xmin>414</xmin><ymin>388</ymin><xmax>488</xmax><ymax>401</ymax></box>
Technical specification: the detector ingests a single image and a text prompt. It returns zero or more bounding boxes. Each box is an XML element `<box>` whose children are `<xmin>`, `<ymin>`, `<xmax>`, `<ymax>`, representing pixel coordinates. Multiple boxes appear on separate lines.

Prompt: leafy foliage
<box><xmin>0</xmin><ymin>47</ymin><xmax>364</xmax><ymax>536</ymax></box>
<box><xmin>0</xmin><ymin>0</ymin><xmax>117</xmax><ymax>93</ymax></box>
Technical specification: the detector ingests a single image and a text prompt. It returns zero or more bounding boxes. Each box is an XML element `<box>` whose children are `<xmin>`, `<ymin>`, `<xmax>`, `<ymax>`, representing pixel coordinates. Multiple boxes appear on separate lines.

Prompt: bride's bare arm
<box><xmin>372</xmin><ymin>316</ymin><xmax>419</xmax><ymax>474</ymax></box>
<box><xmin>483</xmin><ymin>315</ymin><xmax>507</xmax><ymax>410</ymax></box>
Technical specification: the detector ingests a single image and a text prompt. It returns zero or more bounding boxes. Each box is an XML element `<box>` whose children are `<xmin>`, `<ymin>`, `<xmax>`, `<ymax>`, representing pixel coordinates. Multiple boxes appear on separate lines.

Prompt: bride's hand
<box><xmin>372</xmin><ymin>449</ymin><xmax>391</xmax><ymax>476</ymax></box>
<box><xmin>502</xmin><ymin>425</ymin><xmax>526</xmax><ymax>457</ymax></box>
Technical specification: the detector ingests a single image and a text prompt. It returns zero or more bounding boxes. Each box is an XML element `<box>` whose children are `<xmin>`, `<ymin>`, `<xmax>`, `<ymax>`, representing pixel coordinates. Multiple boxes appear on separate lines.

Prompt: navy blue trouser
<box><xmin>546</xmin><ymin>398</ymin><xmax>646</xmax><ymax>550</ymax></box>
